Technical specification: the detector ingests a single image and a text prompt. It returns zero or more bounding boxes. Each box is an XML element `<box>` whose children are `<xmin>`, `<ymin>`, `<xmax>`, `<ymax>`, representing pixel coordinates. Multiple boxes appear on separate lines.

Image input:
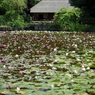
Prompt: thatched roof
<box><xmin>30</xmin><ymin>0</ymin><xmax>73</xmax><ymax>13</ymax></box>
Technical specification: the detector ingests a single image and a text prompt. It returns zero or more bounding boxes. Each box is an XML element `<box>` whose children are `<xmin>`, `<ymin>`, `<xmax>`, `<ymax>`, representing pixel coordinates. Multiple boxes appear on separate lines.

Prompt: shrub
<box><xmin>2</xmin><ymin>10</ymin><xmax>27</xmax><ymax>28</ymax></box>
<box><xmin>7</xmin><ymin>15</ymin><xmax>26</xmax><ymax>28</ymax></box>
<box><xmin>54</xmin><ymin>7</ymin><xmax>84</xmax><ymax>31</ymax></box>
<box><xmin>67</xmin><ymin>22</ymin><xmax>90</xmax><ymax>31</ymax></box>
<box><xmin>0</xmin><ymin>15</ymin><xmax>5</xmax><ymax>25</ymax></box>
<box><xmin>46</xmin><ymin>22</ymin><xmax>62</xmax><ymax>31</ymax></box>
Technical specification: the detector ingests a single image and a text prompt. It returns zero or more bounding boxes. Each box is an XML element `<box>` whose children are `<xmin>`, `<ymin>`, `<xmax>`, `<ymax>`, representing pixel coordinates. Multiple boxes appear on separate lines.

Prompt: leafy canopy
<box><xmin>54</xmin><ymin>7</ymin><xmax>83</xmax><ymax>31</ymax></box>
<box><xmin>1</xmin><ymin>0</ymin><xmax>27</xmax><ymax>13</ymax></box>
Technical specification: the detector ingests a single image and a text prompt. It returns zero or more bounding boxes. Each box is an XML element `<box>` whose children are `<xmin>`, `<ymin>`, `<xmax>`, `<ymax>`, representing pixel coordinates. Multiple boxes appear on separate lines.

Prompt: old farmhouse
<box><xmin>30</xmin><ymin>0</ymin><xmax>73</xmax><ymax>21</ymax></box>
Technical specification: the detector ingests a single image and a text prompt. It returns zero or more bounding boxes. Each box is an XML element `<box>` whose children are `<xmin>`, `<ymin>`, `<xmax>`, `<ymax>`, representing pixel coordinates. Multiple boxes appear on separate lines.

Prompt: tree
<box><xmin>54</xmin><ymin>7</ymin><xmax>85</xmax><ymax>31</ymax></box>
<box><xmin>0</xmin><ymin>0</ymin><xmax>41</xmax><ymax>27</ymax></box>
<box><xmin>69</xmin><ymin>0</ymin><xmax>95</xmax><ymax>17</ymax></box>
<box><xmin>1</xmin><ymin>0</ymin><xmax>27</xmax><ymax>13</ymax></box>
<box><xmin>0</xmin><ymin>0</ymin><xmax>27</xmax><ymax>27</ymax></box>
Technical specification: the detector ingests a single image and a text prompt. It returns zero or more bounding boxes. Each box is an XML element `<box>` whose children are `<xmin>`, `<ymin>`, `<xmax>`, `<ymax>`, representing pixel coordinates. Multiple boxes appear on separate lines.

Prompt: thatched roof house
<box><xmin>30</xmin><ymin>0</ymin><xmax>73</xmax><ymax>21</ymax></box>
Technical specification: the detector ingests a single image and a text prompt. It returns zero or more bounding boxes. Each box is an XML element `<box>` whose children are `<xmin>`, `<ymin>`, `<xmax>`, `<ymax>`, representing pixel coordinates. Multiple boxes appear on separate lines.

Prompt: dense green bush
<box><xmin>0</xmin><ymin>0</ymin><xmax>42</xmax><ymax>29</ymax></box>
<box><xmin>7</xmin><ymin>15</ymin><xmax>26</xmax><ymax>28</ymax></box>
<box><xmin>46</xmin><ymin>22</ymin><xmax>62</xmax><ymax>31</ymax></box>
<box><xmin>0</xmin><ymin>0</ymin><xmax>27</xmax><ymax>28</ymax></box>
<box><xmin>0</xmin><ymin>10</ymin><xmax>27</xmax><ymax>28</ymax></box>
<box><xmin>0</xmin><ymin>16</ymin><xmax>5</xmax><ymax>25</ymax></box>
<box><xmin>54</xmin><ymin>7</ymin><xmax>87</xmax><ymax>31</ymax></box>
<box><xmin>67</xmin><ymin>22</ymin><xmax>89</xmax><ymax>31</ymax></box>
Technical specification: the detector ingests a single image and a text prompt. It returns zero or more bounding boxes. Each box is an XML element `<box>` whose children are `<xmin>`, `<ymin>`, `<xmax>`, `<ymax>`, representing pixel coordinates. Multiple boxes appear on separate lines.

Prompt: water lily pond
<box><xmin>0</xmin><ymin>31</ymin><xmax>95</xmax><ymax>95</ymax></box>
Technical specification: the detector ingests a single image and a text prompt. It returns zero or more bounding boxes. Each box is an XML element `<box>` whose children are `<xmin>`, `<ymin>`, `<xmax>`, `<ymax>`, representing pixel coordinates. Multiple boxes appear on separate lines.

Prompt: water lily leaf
<box><xmin>87</xmin><ymin>89</ymin><xmax>95</xmax><ymax>95</ymax></box>
<box><xmin>1</xmin><ymin>32</ymin><xmax>95</xmax><ymax>95</ymax></box>
<box><xmin>90</xmin><ymin>64</ymin><xmax>95</xmax><ymax>69</ymax></box>
<box><xmin>0</xmin><ymin>90</ymin><xmax>7</xmax><ymax>95</ymax></box>
<box><xmin>77</xmin><ymin>92</ymin><xmax>88</xmax><ymax>95</ymax></box>
<box><xmin>16</xmin><ymin>90</ymin><xmax>25</xmax><ymax>94</ymax></box>
<box><xmin>63</xmin><ymin>89</ymin><xmax>75</xmax><ymax>95</ymax></box>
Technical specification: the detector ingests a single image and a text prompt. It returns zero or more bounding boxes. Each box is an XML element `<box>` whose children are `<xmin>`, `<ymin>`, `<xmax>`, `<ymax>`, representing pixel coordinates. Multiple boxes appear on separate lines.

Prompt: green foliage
<box><xmin>46</xmin><ymin>22</ymin><xmax>62</xmax><ymax>31</ymax></box>
<box><xmin>7</xmin><ymin>15</ymin><xmax>26</xmax><ymax>28</ymax></box>
<box><xmin>54</xmin><ymin>7</ymin><xmax>83</xmax><ymax>31</ymax></box>
<box><xmin>0</xmin><ymin>0</ymin><xmax>27</xmax><ymax>28</ymax></box>
<box><xmin>1</xmin><ymin>0</ymin><xmax>27</xmax><ymax>13</ymax></box>
<box><xmin>0</xmin><ymin>0</ymin><xmax>42</xmax><ymax>28</ymax></box>
<box><xmin>3</xmin><ymin>10</ymin><xmax>26</xmax><ymax>28</ymax></box>
<box><xmin>67</xmin><ymin>23</ymin><xmax>89</xmax><ymax>31</ymax></box>
<box><xmin>0</xmin><ymin>16</ymin><xmax>5</xmax><ymax>25</ymax></box>
<box><xmin>54</xmin><ymin>7</ymin><xmax>91</xmax><ymax>31</ymax></box>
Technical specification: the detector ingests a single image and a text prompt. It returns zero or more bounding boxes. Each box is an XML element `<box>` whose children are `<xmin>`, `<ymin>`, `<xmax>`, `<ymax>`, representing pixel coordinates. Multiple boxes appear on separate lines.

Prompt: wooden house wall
<box><xmin>31</xmin><ymin>13</ymin><xmax>54</xmax><ymax>21</ymax></box>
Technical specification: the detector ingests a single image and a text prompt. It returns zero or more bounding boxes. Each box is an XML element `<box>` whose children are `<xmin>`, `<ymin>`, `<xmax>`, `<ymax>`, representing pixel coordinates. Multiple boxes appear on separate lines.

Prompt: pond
<box><xmin>0</xmin><ymin>31</ymin><xmax>95</xmax><ymax>95</ymax></box>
